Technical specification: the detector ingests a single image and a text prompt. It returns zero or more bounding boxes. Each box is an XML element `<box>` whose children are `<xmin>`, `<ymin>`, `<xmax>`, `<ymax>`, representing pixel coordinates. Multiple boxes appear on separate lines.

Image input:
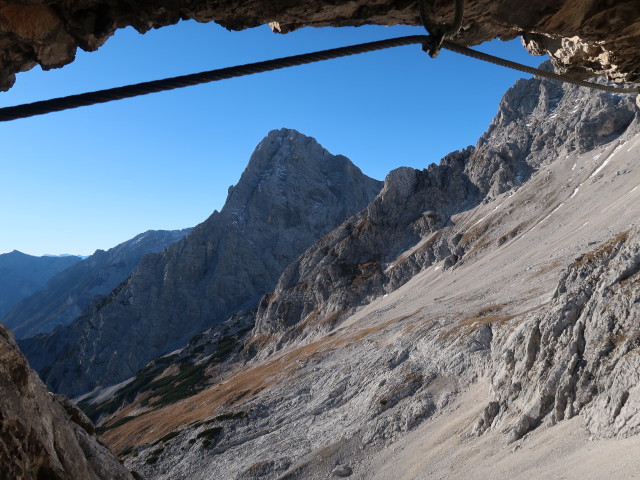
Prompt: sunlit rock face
<box><xmin>0</xmin><ymin>0</ymin><xmax>640</xmax><ymax>91</ymax></box>
<box><xmin>0</xmin><ymin>323</ymin><xmax>133</xmax><ymax>480</ymax></box>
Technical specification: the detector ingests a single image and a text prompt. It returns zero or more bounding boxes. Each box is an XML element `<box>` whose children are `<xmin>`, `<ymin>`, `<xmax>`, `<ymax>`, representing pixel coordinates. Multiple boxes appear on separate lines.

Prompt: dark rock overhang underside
<box><xmin>0</xmin><ymin>0</ymin><xmax>639</xmax><ymax>91</ymax></box>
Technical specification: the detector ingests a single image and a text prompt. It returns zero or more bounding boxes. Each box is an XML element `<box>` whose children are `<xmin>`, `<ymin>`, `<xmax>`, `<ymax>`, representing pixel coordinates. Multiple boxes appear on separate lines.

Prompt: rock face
<box><xmin>0</xmin><ymin>251</ymin><xmax>81</xmax><ymax>320</ymax></box>
<box><xmin>0</xmin><ymin>323</ymin><xmax>133</xmax><ymax>480</ymax></box>
<box><xmin>21</xmin><ymin>128</ymin><xmax>381</xmax><ymax>397</ymax></box>
<box><xmin>2</xmin><ymin>229</ymin><xmax>190</xmax><ymax>339</ymax></box>
<box><xmin>479</xmin><ymin>229</ymin><xmax>640</xmax><ymax>443</ymax></box>
<box><xmin>249</xmin><ymin>67</ymin><xmax>638</xmax><ymax>355</ymax></box>
<box><xmin>1</xmin><ymin>0</ymin><xmax>640</xmax><ymax>92</ymax></box>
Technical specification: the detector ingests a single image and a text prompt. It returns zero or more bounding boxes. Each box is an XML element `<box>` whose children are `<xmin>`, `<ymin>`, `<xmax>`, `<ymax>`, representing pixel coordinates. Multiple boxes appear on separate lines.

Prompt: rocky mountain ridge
<box><xmin>3</xmin><ymin>228</ymin><xmax>190</xmax><ymax>339</ymax></box>
<box><xmin>21</xmin><ymin>129</ymin><xmax>382</xmax><ymax>397</ymax></box>
<box><xmin>248</xmin><ymin>69</ymin><xmax>637</xmax><ymax>357</ymax></box>
<box><xmin>479</xmin><ymin>228</ymin><xmax>640</xmax><ymax>443</ymax></box>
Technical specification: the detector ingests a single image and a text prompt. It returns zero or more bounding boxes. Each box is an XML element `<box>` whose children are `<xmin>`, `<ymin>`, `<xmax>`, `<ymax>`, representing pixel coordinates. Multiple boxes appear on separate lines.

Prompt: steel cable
<box><xmin>0</xmin><ymin>35</ymin><xmax>637</xmax><ymax>123</ymax></box>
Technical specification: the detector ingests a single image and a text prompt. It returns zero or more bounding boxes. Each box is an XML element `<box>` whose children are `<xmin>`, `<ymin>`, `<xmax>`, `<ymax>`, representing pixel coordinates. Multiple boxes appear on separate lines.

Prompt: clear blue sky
<box><xmin>0</xmin><ymin>21</ymin><xmax>547</xmax><ymax>256</ymax></box>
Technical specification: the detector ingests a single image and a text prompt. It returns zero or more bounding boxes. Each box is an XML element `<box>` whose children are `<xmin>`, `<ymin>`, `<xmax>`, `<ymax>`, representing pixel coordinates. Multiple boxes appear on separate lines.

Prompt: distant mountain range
<box><xmin>2</xmin><ymin>229</ymin><xmax>191</xmax><ymax>339</ymax></box>
<box><xmin>0</xmin><ymin>251</ymin><xmax>82</xmax><ymax>319</ymax></box>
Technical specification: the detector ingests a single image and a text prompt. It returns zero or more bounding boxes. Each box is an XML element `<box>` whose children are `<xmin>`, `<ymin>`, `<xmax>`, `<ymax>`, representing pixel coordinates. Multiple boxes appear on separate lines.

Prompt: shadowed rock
<box><xmin>1</xmin><ymin>1</ymin><xmax>640</xmax><ymax>91</ymax></box>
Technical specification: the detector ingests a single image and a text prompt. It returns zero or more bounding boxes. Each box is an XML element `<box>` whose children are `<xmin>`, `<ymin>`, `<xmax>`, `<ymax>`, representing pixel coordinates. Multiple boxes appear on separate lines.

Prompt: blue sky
<box><xmin>0</xmin><ymin>21</ymin><xmax>547</xmax><ymax>256</ymax></box>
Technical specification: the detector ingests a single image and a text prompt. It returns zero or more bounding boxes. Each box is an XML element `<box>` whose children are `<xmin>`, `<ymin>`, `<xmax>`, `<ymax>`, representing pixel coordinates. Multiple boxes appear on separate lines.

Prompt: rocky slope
<box><xmin>1</xmin><ymin>0</ymin><xmax>640</xmax><ymax>91</ymax></box>
<box><xmin>21</xmin><ymin>129</ymin><xmax>381</xmax><ymax>397</ymax></box>
<box><xmin>3</xmin><ymin>228</ymin><xmax>190</xmax><ymax>339</ymax></box>
<box><xmin>0</xmin><ymin>323</ymin><xmax>133</xmax><ymax>480</ymax></box>
<box><xmin>0</xmin><ymin>251</ymin><xmax>81</xmax><ymax>319</ymax></box>
<box><xmin>87</xmin><ymin>72</ymin><xmax>640</xmax><ymax>479</ymax></box>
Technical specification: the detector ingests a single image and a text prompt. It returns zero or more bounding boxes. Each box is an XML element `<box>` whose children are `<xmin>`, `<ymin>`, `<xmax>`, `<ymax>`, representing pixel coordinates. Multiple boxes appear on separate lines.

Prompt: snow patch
<box><xmin>570</xmin><ymin>186</ymin><xmax>580</xmax><ymax>199</ymax></box>
<box><xmin>627</xmin><ymin>138</ymin><xmax>640</xmax><ymax>152</ymax></box>
<box><xmin>590</xmin><ymin>144</ymin><xmax>624</xmax><ymax>178</ymax></box>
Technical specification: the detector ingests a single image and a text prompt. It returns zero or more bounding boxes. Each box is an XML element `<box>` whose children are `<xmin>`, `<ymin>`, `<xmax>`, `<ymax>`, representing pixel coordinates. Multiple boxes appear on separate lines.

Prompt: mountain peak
<box><xmin>224</xmin><ymin>128</ymin><xmax>366</xmax><ymax>216</ymax></box>
<box><xmin>246</xmin><ymin>128</ymin><xmax>328</xmax><ymax>173</ymax></box>
<box><xmin>21</xmin><ymin>130</ymin><xmax>382</xmax><ymax>396</ymax></box>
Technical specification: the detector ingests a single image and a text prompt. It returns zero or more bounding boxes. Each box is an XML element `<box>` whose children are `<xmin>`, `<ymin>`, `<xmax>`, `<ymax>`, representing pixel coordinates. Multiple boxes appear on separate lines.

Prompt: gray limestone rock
<box><xmin>249</xmin><ymin>68</ymin><xmax>638</xmax><ymax>356</ymax></box>
<box><xmin>21</xmin><ymin>128</ymin><xmax>382</xmax><ymax>397</ymax></box>
<box><xmin>482</xmin><ymin>228</ymin><xmax>640</xmax><ymax>442</ymax></box>
<box><xmin>0</xmin><ymin>323</ymin><xmax>133</xmax><ymax>480</ymax></box>
<box><xmin>331</xmin><ymin>464</ymin><xmax>352</xmax><ymax>477</ymax></box>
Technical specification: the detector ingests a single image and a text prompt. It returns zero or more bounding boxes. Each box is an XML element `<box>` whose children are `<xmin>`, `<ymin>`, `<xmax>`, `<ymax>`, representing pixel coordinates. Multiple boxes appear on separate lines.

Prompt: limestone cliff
<box><xmin>478</xmin><ymin>228</ymin><xmax>640</xmax><ymax>443</ymax></box>
<box><xmin>0</xmin><ymin>323</ymin><xmax>133</xmax><ymax>480</ymax></box>
<box><xmin>249</xmin><ymin>68</ymin><xmax>638</xmax><ymax>355</ymax></box>
<box><xmin>21</xmin><ymin>129</ymin><xmax>381</xmax><ymax>396</ymax></box>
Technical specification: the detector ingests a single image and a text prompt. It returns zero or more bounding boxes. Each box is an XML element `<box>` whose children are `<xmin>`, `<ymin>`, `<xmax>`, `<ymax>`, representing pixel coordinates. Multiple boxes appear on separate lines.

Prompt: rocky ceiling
<box><xmin>0</xmin><ymin>0</ymin><xmax>639</xmax><ymax>92</ymax></box>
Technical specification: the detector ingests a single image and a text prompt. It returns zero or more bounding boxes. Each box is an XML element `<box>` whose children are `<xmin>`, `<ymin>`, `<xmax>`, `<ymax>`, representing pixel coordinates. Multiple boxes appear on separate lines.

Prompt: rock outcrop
<box><xmin>0</xmin><ymin>323</ymin><xmax>133</xmax><ymax>480</ymax></box>
<box><xmin>478</xmin><ymin>228</ymin><xmax>640</xmax><ymax>443</ymax></box>
<box><xmin>1</xmin><ymin>0</ymin><xmax>640</xmax><ymax>92</ymax></box>
<box><xmin>21</xmin><ymin>128</ymin><xmax>381</xmax><ymax>397</ymax></box>
<box><xmin>3</xmin><ymin>228</ymin><xmax>190</xmax><ymax>339</ymax></box>
<box><xmin>0</xmin><ymin>250</ymin><xmax>81</xmax><ymax>319</ymax></box>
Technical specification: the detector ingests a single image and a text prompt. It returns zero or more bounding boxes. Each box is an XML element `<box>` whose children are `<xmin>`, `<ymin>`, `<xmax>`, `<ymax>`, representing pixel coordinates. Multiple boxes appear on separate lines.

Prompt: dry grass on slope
<box><xmin>101</xmin><ymin>307</ymin><xmax>424</xmax><ymax>453</ymax></box>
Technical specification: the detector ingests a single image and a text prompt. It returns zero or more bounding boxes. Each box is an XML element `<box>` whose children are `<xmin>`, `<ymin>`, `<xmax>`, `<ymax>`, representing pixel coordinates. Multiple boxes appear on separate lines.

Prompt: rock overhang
<box><xmin>0</xmin><ymin>0</ymin><xmax>639</xmax><ymax>92</ymax></box>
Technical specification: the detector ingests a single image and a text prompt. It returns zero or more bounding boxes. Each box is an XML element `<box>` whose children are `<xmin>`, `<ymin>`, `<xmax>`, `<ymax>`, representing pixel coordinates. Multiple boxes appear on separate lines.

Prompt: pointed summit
<box><xmin>21</xmin><ymin>130</ymin><xmax>382</xmax><ymax>396</ymax></box>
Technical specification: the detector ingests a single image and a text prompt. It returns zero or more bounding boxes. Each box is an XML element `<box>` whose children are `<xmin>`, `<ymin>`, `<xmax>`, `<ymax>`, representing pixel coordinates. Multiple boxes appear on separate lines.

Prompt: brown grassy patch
<box><xmin>439</xmin><ymin>304</ymin><xmax>514</xmax><ymax>340</ymax></box>
<box><xmin>102</xmin><ymin>306</ymin><xmax>429</xmax><ymax>452</ymax></box>
<box><xmin>243</xmin><ymin>333</ymin><xmax>272</xmax><ymax>352</ymax></box>
<box><xmin>352</xmin><ymin>262</ymin><xmax>381</xmax><ymax>287</ymax></box>
<box><xmin>530</xmin><ymin>260</ymin><xmax>563</xmax><ymax>278</ymax></box>
<box><xmin>498</xmin><ymin>222</ymin><xmax>528</xmax><ymax>245</ymax></box>
<box><xmin>475</xmin><ymin>304</ymin><xmax>504</xmax><ymax>316</ymax></box>
<box><xmin>317</xmin><ymin>310</ymin><xmax>346</xmax><ymax>327</ymax></box>
<box><xmin>466</xmin><ymin>239</ymin><xmax>492</xmax><ymax>257</ymax></box>
<box><xmin>101</xmin><ymin>334</ymin><xmax>351</xmax><ymax>452</ymax></box>
<box><xmin>305</xmin><ymin>310</ymin><xmax>321</xmax><ymax>323</ymax></box>
<box><xmin>461</xmin><ymin>218</ymin><xmax>493</xmax><ymax>245</ymax></box>
<box><xmin>572</xmin><ymin>231</ymin><xmax>629</xmax><ymax>268</ymax></box>
<box><xmin>152</xmin><ymin>364</ymin><xmax>179</xmax><ymax>381</ymax></box>
<box><xmin>458</xmin><ymin>314</ymin><xmax>517</xmax><ymax>329</ymax></box>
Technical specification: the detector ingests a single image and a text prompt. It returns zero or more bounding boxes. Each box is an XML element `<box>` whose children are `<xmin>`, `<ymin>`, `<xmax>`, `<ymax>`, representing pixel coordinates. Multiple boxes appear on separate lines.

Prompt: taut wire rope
<box><xmin>0</xmin><ymin>34</ymin><xmax>637</xmax><ymax>123</ymax></box>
